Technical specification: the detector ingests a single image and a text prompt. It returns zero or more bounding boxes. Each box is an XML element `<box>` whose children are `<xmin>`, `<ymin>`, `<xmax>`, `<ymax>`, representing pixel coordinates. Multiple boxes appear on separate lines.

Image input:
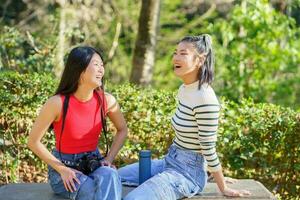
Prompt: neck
<box><xmin>73</xmin><ymin>85</ymin><xmax>94</xmax><ymax>102</ymax></box>
<box><xmin>180</xmin><ymin>73</ymin><xmax>198</xmax><ymax>85</ymax></box>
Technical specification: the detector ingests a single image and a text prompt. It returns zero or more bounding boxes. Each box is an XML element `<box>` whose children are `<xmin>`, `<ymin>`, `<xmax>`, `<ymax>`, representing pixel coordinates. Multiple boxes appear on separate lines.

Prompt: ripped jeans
<box><xmin>118</xmin><ymin>144</ymin><xmax>208</xmax><ymax>200</ymax></box>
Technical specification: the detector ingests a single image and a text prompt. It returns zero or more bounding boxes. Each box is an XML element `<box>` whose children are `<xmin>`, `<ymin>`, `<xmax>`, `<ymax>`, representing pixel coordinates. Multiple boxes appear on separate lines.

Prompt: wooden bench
<box><xmin>0</xmin><ymin>179</ymin><xmax>276</xmax><ymax>200</ymax></box>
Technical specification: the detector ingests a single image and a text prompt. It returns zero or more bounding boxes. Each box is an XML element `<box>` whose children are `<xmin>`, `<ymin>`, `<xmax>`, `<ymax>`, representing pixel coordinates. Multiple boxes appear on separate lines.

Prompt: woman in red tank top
<box><xmin>28</xmin><ymin>46</ymin><xmax>128</xmax><ymax>200</ymax></box>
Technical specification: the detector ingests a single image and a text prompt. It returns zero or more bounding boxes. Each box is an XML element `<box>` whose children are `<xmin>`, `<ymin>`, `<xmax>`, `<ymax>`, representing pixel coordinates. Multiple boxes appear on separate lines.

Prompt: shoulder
<box><xmin>104</xmin><ymin>92</ymin><xmax>118</xmax><ymax>113</ymax></box>
<box><xmin>45</xmin><ymin>95</ymin><xmax>62</xmax><ymax>109</ymax></box>
<box><xmin>194</xmin><ymin>85</ymin><xmax>219</xmax><ymax>106</ymax></box>
<box><xmin>39</xmin><ymin>95</ymin><xmax>62</xmax><ymax>120</ymax></box>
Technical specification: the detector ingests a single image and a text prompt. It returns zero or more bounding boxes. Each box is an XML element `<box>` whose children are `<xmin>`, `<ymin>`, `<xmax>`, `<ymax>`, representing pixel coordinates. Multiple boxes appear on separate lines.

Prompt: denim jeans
<box><xmin>48</xmin><ymin>149</ymin><xmax>122</xmax><ymax>200</ymax></box>
<box><xmin>118</xmin><ymin>144</ymin><xmax>207</xmax><ymax>200</ymax></box>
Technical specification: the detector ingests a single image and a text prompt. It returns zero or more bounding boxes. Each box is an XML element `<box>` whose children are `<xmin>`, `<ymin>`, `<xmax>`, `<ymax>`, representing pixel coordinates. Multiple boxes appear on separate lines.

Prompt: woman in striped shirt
<box><xmin>119</xmin><ymin>34</ymin><xmax>250</xmax><ymax>199</ymax></box>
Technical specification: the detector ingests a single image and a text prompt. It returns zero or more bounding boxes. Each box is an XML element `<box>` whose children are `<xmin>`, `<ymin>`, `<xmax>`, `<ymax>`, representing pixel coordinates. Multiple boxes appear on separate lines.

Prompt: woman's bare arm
<box><xmin>104</xmin><ymin>93</ymin><xmax>128</xmax><ymax>163</ymax></box>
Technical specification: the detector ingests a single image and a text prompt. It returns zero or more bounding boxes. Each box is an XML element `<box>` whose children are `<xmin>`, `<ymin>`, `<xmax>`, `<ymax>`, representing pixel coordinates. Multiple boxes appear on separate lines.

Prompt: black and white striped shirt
<box><xmin>171</xmin><ymin>81</ymin><xmax>222</xmax><ymax>172</ymax></box>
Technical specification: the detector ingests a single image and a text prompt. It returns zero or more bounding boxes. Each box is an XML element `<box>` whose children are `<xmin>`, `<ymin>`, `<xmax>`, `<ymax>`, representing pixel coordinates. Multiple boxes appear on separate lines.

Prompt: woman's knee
<box><xmin>94</xmin><ymin>166</ymin><xmax>119</xmax><ymax>180</ymax></box>
<box><xmin>76</xmin><ymin>177</ymin><xmax>96</xmax><ymax>200</ymax></box>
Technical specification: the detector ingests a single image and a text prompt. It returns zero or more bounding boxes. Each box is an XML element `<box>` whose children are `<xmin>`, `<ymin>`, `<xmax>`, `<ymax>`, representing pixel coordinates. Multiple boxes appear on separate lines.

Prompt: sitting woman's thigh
<box><xmin>118</xmin><ymin>159</ymin><xmax>165</xmax><ymax>185</ymax></box>
<box><xmin>48</xmin><ymin>166</ymin><xmax>95</xmax><ymax>200</ymax></box>
<box><xmin>123</xmin><ymin>169</ymin><xmax>200</xmax><ymax>200</ymax></box>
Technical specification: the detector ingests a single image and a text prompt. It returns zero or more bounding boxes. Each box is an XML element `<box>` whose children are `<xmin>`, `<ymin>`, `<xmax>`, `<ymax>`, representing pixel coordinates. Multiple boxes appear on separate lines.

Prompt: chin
<box><xmin>174</xmin><ymin>70</ymin><xmax>183</xmax><ymax>78</ymax></box>
<box><xmin>90</xmin><ymin>81</ymin><xmax>101</xmax><ymax>89</ymax></box>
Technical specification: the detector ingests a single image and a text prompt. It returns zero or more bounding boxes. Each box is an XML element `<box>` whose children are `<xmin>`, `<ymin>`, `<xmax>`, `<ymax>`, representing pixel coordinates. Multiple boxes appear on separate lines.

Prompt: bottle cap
<box><xmin>139</xmin><ymin>150</ymin><xmax>151</xmax><ymax>157</ymax></box>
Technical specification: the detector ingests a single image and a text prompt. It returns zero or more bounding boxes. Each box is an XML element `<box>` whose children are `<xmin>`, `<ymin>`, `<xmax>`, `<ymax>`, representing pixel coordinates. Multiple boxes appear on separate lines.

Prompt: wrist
<box><xmin>220</xmin><ymin>184</ymin><xmax>227</xmax><ymax>193</ymax></box>
<box><xmin>56</xmin><ymin>165</ymin><xmax>67</xmax><ymax>174</ymax></box>
<box><xmin>104</xmin><ymin>156</ymin><xmax>113</xmax><ymax>163</ymax></box>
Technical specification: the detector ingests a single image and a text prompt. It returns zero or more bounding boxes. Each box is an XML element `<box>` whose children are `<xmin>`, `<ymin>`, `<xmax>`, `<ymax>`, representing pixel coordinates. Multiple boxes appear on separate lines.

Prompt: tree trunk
<box><xmin>54</xmin><ymin>0</ymin><xmax>66</xmax><ymax>77</ymax></box>
<box><xmin>130</xmin><ymin>0</ymin><xmax>161</xmax><ymax>86</ymax></box>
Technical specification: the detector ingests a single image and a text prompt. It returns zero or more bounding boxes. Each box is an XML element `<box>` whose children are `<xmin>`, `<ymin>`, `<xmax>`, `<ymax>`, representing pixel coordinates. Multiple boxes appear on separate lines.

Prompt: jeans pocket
<box><xmin>48</xmin><ymin>166</ymin><xmax>62</xmax><ymax>186</ymax></box>
<box><xmin>48</xmin><ymin>166</ymin><xmax>80</xmax><ymax>200</ymax></box>
<box><xmin>174</xmin><ymin>178</ymin><xmax>200</xmax><ymax>198</ymax></box>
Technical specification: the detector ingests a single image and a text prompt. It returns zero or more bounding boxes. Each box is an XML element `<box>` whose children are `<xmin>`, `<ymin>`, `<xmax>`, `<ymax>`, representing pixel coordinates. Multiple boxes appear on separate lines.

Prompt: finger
<box><xmin>66</xmin><ymin>180</ymin><xmax>73</xmax><ymax>192</ymax></box>
<box><xmin>63</xmin><ymin>180</ymin><xmax>69</xmax><ymax>192</ymax></box>
<box><xmin>73</xmin><ymin>169</ymin><xmax>83</xmax><ymax>174</ymax></box>
<box><xmin>231</xmin><ymin>191</ymin><xmax>239</xmax><ymax>197</ymax></box>
<box><xmin>74</xmin><ymin>175</ymin><xmax>81</xmax><ymax>185</ymax></box>
<box><xmin>70</xmin><ymin>178</ymin><xmax>77</xmax><ymax>192</ymax></box>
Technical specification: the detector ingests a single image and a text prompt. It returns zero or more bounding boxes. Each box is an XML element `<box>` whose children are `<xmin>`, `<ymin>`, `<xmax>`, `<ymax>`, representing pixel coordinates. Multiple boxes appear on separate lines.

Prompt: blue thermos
<box><xmin>139</xmin><ymin>150</ymin><xmax>151</xmax><ymax>184</ymax></box>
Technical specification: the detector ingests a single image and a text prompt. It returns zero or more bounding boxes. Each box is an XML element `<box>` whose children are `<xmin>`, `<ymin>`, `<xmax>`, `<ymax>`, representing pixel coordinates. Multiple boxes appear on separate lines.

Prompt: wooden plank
<box><xmin>0</xmin><ymin>179</ymin><xmax>276</xmax><ymax>200</ymax></box>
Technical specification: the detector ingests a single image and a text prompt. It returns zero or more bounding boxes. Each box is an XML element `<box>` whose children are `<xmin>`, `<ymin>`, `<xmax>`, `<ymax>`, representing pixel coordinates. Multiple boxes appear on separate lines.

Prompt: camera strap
<box><xmin>59</xmin><ymin>95</ymin><xmax>70</xmax><ymax>161</ymax></box>
<box><xmin>58</xmin><ymin>91</ymin><xmax>109</xmax><ymax>162</ymax></box>
<box><xmin>95</xmin><ymin>91</ymin><xmax>109</xmax><ymax>157</ymax></box>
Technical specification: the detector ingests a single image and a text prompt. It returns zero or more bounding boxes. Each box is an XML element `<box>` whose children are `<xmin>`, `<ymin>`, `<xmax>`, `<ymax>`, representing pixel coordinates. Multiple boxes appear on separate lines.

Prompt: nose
<box><xmin>98</xmin><ymin>64</ymin><xmax>104</xmax><ymax>71</ymax></box>
<box><xmin>172</xmin><ymin>54</ymin><xmax>178</xmax><ymax>63</ymax></box>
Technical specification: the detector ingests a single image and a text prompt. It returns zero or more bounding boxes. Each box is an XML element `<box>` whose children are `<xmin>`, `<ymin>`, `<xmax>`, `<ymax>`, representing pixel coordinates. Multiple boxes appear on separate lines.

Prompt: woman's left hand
<box><xmin>100</xmin><ymin>158</ymin><xmax>116</xmax><ymax>169</ymax></box>
<box><xmin>222</xmin><ymin>187</ymin><xmax>251</xmax><ymax>197</ymax></box>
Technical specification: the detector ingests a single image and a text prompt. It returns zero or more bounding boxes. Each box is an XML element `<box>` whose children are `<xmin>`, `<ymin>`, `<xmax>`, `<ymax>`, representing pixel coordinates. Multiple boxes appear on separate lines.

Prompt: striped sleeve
<box><xmin>194</xmin><ymin>104</ymin><xmax>222</xmax><ymax>172</ymax></box>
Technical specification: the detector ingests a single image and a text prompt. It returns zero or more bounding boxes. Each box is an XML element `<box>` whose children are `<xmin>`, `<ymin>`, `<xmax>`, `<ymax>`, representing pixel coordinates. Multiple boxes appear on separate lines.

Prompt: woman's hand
<box><xmin>222</xmin><ymin>187</ymin><xmax>251</xmax><ymax>197</ymax></box>
<box><xmin>58</xmin><ymin>166</ymin><xmax>82</xmax><ymax>192</ymax></box>
<box><xmin>100</xmin><ymin>158</ymin><xmax>116</xmax><ymax>169</ymax></box>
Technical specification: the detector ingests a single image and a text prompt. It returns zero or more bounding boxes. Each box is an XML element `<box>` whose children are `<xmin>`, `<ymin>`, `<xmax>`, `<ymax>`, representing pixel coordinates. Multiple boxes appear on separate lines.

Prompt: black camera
<box><xmin>76</xmin><ymin>155</ymin><xmax>102</xmax><ymax>174</ymax></box>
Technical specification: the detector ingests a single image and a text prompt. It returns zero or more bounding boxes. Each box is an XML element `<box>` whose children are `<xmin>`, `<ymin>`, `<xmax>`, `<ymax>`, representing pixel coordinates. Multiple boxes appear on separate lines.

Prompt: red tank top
<box><xmin>53</xmin><ymin>91</ymin><xmax>107</xmax><ymax>154</ymax></box>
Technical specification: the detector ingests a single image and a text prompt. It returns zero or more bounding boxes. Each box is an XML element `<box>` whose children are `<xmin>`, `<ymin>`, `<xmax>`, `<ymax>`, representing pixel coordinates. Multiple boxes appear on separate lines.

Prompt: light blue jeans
<box><xmin>118</xmin><ymin>144</ymin><xmax>208</xmax><ymax>200</ymax></box>
<box><xmin>48</xmin><ymin>149</ymin><xmax>122</xmax><ymax>200</ymax></box>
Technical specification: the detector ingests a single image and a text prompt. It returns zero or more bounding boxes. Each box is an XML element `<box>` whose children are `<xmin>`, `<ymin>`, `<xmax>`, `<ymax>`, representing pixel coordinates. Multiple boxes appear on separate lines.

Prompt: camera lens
<box><xmin>88</xmin><ymin>159</ymin><xmax>100</xmax><ymax>172</ymax></box>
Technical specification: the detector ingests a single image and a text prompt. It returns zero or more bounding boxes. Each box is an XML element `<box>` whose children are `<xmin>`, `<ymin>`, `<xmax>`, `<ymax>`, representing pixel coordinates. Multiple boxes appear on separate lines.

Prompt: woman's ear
<box><xmin>197</xmin><ymin>56</ymin><xmax>205</xmax><ymax>68</ymax></box>
<box><xmin>79</xmin><ymin>73</ymin><xmax>84</xmax><ymax>85</ymax></box>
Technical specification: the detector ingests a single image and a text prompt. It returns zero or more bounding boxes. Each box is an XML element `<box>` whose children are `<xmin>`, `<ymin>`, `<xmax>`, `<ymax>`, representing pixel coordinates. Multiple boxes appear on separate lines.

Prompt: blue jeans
<box><xmin>118</xmin><ymin>144</ymin><xmax>207</xmax><ymax>200</ymax></box>
<box><xmin>48</xmin><ymin>149</ymin><xmax>122</xmax><ymax>200</ymax></box>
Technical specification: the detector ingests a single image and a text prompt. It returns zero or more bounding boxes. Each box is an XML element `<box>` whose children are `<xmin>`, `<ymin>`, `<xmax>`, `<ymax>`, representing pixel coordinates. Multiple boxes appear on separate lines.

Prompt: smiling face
<box><xmin>172</xmin><ymin>42</ymin><xmax>204</xmax><ymax>83</ymax></box>
<box><xmin>80</xmin><ymin>53</ymin><xmax>104</xmax><ymax>89</ymax></box>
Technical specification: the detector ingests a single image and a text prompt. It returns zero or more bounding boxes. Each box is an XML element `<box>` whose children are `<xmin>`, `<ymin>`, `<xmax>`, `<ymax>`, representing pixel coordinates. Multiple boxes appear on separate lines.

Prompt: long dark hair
<box><xmin>54</xmin><ymin>46</ymin><xmax>109</xmax><ymax>156</ymax></box>
<box><xmin>55</xmin><ymin>46</ymin><xmax>104</xmax><ymax>95</ymax></box>
<box><xmin>180</xmin><ymin>34</ymin><xmax>214</xmax><ymax>89</ymax></box>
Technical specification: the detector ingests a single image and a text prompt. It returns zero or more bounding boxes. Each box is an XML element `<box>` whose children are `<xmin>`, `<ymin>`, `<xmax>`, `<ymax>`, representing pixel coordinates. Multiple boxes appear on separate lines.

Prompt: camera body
<box><xmin>76</xmin><ymin>155</ymin><xmax>102</xmax><ymax>174</ymax></box>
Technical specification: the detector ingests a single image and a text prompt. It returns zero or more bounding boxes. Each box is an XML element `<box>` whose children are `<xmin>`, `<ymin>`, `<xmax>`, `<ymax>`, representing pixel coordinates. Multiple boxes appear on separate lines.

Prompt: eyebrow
<box><xmin>92</xmin><ymin>60</ymin><xmax>103</xmax><ymax>64</ymax></box>
<box><xmin>174</xmin><ymin>49</ymin><xmax>188</xmax><ymax>52</ymax></box>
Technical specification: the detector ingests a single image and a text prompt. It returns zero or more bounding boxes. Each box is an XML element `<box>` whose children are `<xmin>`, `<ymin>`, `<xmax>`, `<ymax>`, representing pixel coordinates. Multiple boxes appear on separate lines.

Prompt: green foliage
<box><xmin>1</xmin><ymin>72</ymin><xmax>299</xmax><ymax>199</ymax></box>
<box><xmin>203</xmin><ymin>0</ymin><xmax>300</xmax><ymax>108</ymax></box>
<box><xmin>155</xmin><ymin>0</ymin><xmax>300</xmax><ymax>109</ymax></box>
<box><xmin>218</xmin><ymin>98</ymin><xmax>300</xmax><ymax>199</ymax></box>
<box><xmin>0</xmin><ymin>71</ymin><xmax>57</xmax><ymax>183</ymax></box>
<box><xmin>1</xmin><ymin>1</ymin><xmax>299</xmax><ymax>110</ymax></box>
<box><xmin>108</xmin><ymin>84</ymin><xmax>176</xmax><ymax>162</ymax></box>
<box><xmin>0</xmin><ymin>26</ymin><xmax>55</xmax><ymax>73</ymax></box>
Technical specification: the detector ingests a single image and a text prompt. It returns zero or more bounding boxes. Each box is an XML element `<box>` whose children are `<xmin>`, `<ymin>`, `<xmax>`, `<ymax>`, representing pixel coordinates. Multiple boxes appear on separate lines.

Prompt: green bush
<box><xmin>0</xmin><ymin>26</ymin><xmax>55</xmax><ymax>73</ymax></box>
<box><xmin>207</xmin><ymin>0</ymin><xmax>300</xmax><ymax>108</ymax></box>
<box><xmin>218</xmin><ymin>98</ymin><xmax>300</xmax><ymax>199</ymax></box>
<box><xmin>0</xmin><ymin>71</ymin><xmax>57</xmax><ymax>183</ymax></box>
<box><xmin>155</xmin><ymin>0</ymin><xmax>300</xmax><ymax>109</ymax></box>
<box><xmin>0</xmin><ymin>71</ymin><xmax>299</xmax><ymax>199</ymax></box>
